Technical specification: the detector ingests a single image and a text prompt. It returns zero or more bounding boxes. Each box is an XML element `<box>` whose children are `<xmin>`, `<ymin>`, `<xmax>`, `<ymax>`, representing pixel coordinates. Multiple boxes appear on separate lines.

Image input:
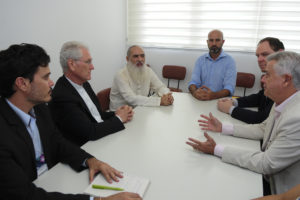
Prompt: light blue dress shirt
<box><xmin>188</xmin><ymin>50</ymin><xmax>237</xmax><ymax>95</ymax></box>
<box><xmin>5</xmin><ymin>99</ymin><xmax>48</xmax><ymax>176</ymax></box>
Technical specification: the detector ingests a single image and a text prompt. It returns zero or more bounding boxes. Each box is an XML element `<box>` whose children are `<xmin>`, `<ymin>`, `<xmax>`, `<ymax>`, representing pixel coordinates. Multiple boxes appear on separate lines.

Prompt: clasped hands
<box><xmin>186</xmin><ymin>113</ymin><xmax>222</xmax><ymax>155</ymax></box>
<box><xmin>160</xmin><ymin>93</ymin><xmax>174</xmax><ymax>106</ymax></box>
<box><xmin>115</xmin><ymin>105</ymin><xmax>134</xmax><ymax>123</ymax></box>
<box><xmin>217</xmin><ymin>98</ymin><xmax>234</xmax><ymax>114</ymax></box>
<box><xmin>192</xmin><ymin>86</ymin><xmax>215</xmax><ymax>100</ymax></box>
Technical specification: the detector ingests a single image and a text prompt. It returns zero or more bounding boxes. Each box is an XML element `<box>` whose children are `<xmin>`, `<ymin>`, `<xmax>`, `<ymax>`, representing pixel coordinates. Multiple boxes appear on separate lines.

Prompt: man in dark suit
<box><xmin>0</xmin><ymin>43</ymin><xmax>141</xmax><ymax>200</ymax></box>
<box><xmin>49</xmin><ymin>41</ymin><xmax>134</xmax><ymax>146</ymax></box>
<box><xmin>217</xmin><ymin>37</ymin><xmax>284</xmax><ymax>124</ymax></box>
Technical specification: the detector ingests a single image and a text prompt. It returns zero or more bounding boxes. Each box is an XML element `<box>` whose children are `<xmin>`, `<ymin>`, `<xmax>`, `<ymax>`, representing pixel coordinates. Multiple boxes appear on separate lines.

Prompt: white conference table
<box><xmin>35</xmin><ymin>92</ymin><xmax>263</xmax><ymax>199</ymax></box>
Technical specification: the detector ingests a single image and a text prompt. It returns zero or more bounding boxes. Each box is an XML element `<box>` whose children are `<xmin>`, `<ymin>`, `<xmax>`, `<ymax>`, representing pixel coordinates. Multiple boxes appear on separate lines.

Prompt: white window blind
<box><xmin>127</xmin><ymin>0</ymin><xmax>300</xmax><ymax>52</ymax></box>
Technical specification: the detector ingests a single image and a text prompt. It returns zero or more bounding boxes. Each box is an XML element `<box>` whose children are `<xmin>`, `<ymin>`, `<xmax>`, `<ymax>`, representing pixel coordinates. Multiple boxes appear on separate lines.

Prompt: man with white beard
<box><xmin>110</xmin><ymin>45</ymin><xmax>173</xmax><ymax>111</ymax></box>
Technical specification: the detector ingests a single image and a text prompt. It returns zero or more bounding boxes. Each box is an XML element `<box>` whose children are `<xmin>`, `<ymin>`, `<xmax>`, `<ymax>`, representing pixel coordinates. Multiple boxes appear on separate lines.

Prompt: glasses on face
<box><xmin>75</xmin><ymin>59</ymin><xmax>92</xmax><ymax>65</ymax></box>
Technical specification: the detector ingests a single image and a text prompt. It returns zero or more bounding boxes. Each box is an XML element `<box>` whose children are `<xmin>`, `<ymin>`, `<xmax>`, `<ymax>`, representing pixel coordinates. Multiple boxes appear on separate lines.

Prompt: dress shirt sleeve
<box><xmin>222</xmin><ymin>58</ymin><xmax>237</xmax><ymax>96</ymax></box>
<box><xmin>214</xmin><ymin>144</ymin><xmax>225</xmax><ymax>157</ymax></box>
<box><xmin>188</xmin><ymin>58</ymin><xmax>202</xmax><ymax>88</ymax></box>
<box><xmin>221</xmin><ymin>123</ymin><xmax>234</xmax><ymax>135</ymax></box>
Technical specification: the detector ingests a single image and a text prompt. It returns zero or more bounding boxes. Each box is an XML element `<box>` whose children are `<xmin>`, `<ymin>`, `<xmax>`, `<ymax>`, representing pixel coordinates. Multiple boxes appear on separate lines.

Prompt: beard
<box><xmin>209</xmin><ymin>46</ymin><xmax>222</xmax><ymax>54</ymax></box>
<box><xmin>126</xmin><ymin>61</ymin><xmax>148</xmax><ymax>84</ymax></box>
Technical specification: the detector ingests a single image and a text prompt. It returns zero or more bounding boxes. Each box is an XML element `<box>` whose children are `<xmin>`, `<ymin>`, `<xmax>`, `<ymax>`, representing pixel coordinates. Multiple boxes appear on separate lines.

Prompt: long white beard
<box><xmin>126</xmin><ymin>62</ymin><xmax>148</xmax><ymax>84</ymax></box>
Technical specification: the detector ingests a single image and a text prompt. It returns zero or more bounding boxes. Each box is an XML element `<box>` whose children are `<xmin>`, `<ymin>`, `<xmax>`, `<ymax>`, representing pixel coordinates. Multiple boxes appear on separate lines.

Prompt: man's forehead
<box><xmin>208</xmin><ymin>31</ymin><xmax>222</xmax><ymax>39</ymax></box>
<box><xmin>256</xmin><ymin>41</ymin><xmax>274</xmax><ymax>54</ymax></box>
<box><xmin>130</xmin><ymin>47</ymin><xmax>144</xmax><ymax>55</ymax></box>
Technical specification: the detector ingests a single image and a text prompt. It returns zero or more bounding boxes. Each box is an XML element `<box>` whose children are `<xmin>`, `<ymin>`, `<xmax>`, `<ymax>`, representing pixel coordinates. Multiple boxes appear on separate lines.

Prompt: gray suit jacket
<box><xmin>221</xmin><ymin>91</ymin><xmax>300</xmax><ymax>194</ymax></box>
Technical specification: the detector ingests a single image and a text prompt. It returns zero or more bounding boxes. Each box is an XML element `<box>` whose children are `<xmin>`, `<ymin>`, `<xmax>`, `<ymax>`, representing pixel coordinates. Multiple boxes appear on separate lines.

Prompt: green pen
<box><xmin>92</xmin><ymin>184</ymin><xmax>124</xmax><ymax>191</ymax></box>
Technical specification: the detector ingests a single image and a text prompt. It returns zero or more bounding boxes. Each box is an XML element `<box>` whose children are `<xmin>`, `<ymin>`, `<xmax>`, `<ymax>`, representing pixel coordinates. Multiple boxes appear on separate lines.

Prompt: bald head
<box><xmin>208</xmin><ymin>29</ymin><xmax>224</xmax><ymax>40</ymax></box>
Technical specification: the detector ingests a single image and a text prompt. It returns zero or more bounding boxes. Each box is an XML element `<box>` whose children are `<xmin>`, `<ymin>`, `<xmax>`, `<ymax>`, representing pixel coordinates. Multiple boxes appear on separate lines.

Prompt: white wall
<box><xmin>0</xmin><ymin>0</ymin><xmax>127</xmax><ymax>93</ymax></box>
<box><xmin>144</xmin><ymin>48</ymin><xmax>263</xmax><ymax>96</ymax></box>
<box><xmin>0</xmin><ymin>0</ymin><xmax>262</xmax><ymax>97</ymax></box>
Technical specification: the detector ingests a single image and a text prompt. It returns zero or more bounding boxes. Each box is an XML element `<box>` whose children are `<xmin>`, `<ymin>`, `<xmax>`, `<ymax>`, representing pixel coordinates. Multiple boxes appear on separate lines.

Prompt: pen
<box><xmin>92</xmin><ymin>184</ymin><xmax>124</xmax><ymax>191</ymax></box>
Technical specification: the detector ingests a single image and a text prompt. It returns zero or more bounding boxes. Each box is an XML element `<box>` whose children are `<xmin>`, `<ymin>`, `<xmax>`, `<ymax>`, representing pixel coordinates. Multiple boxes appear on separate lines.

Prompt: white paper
<box><xmin>84</xmin><ymin>172</ymin><xmax>150</xmax><ymax>197</ymax></box>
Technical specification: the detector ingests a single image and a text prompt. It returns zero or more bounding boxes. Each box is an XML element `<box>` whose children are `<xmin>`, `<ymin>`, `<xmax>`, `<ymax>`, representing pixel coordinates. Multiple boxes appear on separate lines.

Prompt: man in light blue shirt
<box><xmin>188</xmin><ymin>29</ymin><xmax>237</xmax><ymax>100</ymax></box>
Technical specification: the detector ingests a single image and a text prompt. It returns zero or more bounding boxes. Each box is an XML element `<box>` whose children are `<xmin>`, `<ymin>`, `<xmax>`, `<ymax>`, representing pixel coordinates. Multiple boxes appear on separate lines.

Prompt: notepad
<box><xmin>84</xmin><ymin>173</ymin><xmax>150</xmax><ymax>197</ymax></box>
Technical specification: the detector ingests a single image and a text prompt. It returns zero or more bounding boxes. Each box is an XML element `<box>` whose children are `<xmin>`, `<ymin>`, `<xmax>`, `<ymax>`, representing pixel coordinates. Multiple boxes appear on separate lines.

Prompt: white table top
<box><xmin>34</xmin><ymin>92</ymin><xmax>263</xmax><ymax>199</ymax></box>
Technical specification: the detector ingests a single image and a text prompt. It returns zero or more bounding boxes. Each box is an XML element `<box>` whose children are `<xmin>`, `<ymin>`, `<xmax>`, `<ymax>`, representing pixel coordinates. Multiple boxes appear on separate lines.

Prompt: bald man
<box><xmin>189</xmin><ymin>29</ymin><xmax>237</xmax><ymax>100</ymax></box>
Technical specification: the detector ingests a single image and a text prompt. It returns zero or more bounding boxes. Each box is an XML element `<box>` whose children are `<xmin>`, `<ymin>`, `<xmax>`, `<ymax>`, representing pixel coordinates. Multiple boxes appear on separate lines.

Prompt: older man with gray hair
<box><xmin>50</xmin><ymin>41</ymin><xmax>134</xmax><ymax>146</ymax></box>
<box><xmin>109</xmin><ymin>45</ymin><xmax>173</xmax><ymax>111</ymax></box>
<box><xmin>186</xmin><ymin>51</ymin><xmax>300</xmax><ymax>194</ymax></box>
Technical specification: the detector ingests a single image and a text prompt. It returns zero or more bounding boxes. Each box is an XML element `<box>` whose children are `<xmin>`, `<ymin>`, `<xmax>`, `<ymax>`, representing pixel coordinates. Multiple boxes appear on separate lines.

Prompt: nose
<box><xmin>49</xmin><ymin>79</ymin><xmax>54</xmax><ymax>87</ymax></box>
<box><xmin>90</xmin><ymin>63</ymin><xmax>95</xmax><ymax>70</ymax></box>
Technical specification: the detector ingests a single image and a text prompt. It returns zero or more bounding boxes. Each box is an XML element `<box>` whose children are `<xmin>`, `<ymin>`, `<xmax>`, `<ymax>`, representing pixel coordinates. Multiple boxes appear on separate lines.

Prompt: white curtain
<box><xmin>127</xmin><ymin>0</ymin><xmax>300</xmax><ymax>52</ymax></box>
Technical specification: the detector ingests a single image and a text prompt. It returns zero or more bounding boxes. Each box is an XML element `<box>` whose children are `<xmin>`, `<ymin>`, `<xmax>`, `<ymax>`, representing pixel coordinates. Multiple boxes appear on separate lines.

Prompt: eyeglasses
<box><xmin>75</xmin><ymin>59</ymin><xmax>93</xmax><ymax>65</ymax></box>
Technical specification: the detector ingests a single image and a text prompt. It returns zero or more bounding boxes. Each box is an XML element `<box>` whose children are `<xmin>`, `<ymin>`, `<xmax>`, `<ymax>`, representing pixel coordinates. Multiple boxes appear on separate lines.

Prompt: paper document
<box><xmin>84</xmin><ymin>173</ymin><xmax>150</xmax><ymax>197</ymax></box>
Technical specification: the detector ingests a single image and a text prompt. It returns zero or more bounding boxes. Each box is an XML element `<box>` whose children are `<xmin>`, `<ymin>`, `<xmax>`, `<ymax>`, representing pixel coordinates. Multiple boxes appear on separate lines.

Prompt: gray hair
<box><xmin>267</xmin><ymin>51</ymin><xmax>300</xmax><ymax>90</ymax></box>
<box><xmin>60</xmin><ymin>41</ymin><xmax>88</xmax><ymax>73</ymax></box>
<box><xmin>127</xmin><ymin>45</ymin><xmax>142</xmax><ymax>57</ymax></box>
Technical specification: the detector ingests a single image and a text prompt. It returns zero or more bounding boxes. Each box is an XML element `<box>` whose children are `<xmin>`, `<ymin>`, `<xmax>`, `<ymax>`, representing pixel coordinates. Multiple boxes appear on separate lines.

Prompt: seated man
<box><xmin>217</xmin><ymin>37</ymin><xmax>284</xmax><ymax>123</ymax></box>
<box><xmin>0</xmin><ymin>43</ymin><xmax>141</xmax><ymax>200</ymax></box>
<box><xmin>188</xmin><ymin>29</ymin><xmax>237</xmax><ymax>100</ymax></box>
<box><xmin>109</xmin><ymin>45</ymin><xmax>173</xmax><ymax>111</ymax></box>
<box><xmin>186</xmin><ymin>51</ymin><xmax>300</xmax><ymax>194</ymax></box>
<box><xmin>50</xmin><ymin>41</ymin><xmax>134</xmax><ymax>146</ymax></box>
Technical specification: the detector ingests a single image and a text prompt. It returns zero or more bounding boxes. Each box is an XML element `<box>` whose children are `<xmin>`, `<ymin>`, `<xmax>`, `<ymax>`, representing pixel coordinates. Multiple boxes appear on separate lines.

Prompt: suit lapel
<box><xmin>61</xmin><ymin>76</ymin><xmax>93</xmax><ymax>115</ymax></box>
<box><xmin>0</xmin><ymin>98</ymin><xmax>36</xmax><ymax>165</ymax></box>
<box><xmin>83</xmin><ymin>82</ymin><xmax>103</xmax><ymax>114</ymax></box>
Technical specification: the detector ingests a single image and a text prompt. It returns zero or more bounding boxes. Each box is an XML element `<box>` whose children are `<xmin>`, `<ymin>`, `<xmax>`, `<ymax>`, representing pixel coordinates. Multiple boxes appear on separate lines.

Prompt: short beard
<box><xmin>209</xmin><ymin>46</ymin><xmax>222</xmax><ymax>54</ymax></box>
<box><xmin>126</xmin><ymin>62</ymin><xmax>148</xmax><ymax>84</ymax></box>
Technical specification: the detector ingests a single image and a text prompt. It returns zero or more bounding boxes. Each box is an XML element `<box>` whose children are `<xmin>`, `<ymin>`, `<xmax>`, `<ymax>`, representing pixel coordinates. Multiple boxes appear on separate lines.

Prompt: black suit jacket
<box><xmin>231</xmin><ymin>89</ymin><xmax>274</xmax><ymax>124</ymax></box>
<box><xmin>49</xmin><ymin>76</ymin><xmax>125</xmax><ymax>146</ymax></box>
<box><xmin>0</xmin><ymin>98</ymin><xmax>92</xmax><ymax>200</ymax></box>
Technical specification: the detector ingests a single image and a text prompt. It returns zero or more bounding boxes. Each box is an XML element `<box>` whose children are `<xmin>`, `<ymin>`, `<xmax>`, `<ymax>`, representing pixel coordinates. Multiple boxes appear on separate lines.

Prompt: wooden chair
<box><xmin>162</xmin><ymin>65</ymin><xmax>186</xmax><ymax>92</ymax></box>
<box><xmin>96</xmin><ymin>88</ymin><xmax>111</xmax><ymax>111</ymax></box>
<box><xmin>236</xmin><ymin>72</ymin><xmax>255</xmax><ymax>96</ymax></box>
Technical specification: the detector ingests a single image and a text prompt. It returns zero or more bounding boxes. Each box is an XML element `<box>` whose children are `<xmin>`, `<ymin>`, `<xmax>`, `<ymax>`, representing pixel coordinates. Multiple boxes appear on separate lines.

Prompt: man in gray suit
<box><xmin>186</xmin><ymin>51</ymin><xmax>300</xmax><ymax>194</ymax></box>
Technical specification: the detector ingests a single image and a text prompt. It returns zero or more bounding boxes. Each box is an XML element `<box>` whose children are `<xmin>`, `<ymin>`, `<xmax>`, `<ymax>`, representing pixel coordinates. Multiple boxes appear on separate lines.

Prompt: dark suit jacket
<box><xmin>49</xmin><ymin>76</ymin><xmax>125</xmax><ymax>146</ymax></box>
<box><xmin>0</xmin><ymin>98</ymin><xmax>92</xmax><ymax>200</ymax></box>
<box><xmin>231</xmin><ymin>89</ymin><xmax>274</xmax><ymax>124</ymax></box>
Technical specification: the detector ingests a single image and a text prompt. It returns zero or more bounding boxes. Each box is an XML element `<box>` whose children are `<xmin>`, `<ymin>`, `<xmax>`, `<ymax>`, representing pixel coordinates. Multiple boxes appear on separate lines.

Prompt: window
<box><xmin>127</xmin><ymin>0</ymin><xmax>300</xmax><ymax>52</ymax></box>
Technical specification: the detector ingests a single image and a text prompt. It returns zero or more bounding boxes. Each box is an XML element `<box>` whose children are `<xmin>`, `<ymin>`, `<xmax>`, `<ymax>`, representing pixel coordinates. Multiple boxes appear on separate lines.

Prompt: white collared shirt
<box><xmin>66</xmin><ymin>77</ymin><xmax>103</xmax><ymax>123</ymax></box>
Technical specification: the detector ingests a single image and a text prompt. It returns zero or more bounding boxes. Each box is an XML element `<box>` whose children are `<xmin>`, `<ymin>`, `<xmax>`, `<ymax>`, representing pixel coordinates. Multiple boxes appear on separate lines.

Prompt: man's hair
<box><xmin>258</xmin><ymin>37</ymin><xmax>285</xmax><ymax>52</ymax></box>
<box><xmin>0</xmin><ymin>43</ymin><xmax>50</xmax><ymax>98</ymax></box>
<box><xmin>127</xmin><ymin>45</ymin><xmax>142</xmax><ymax>58</ymax></box>
<box><xmin>60</xmin><ymin>41</ymin><xmax>88</xmax><ymax>73</ymax></box>
<box><xmin>267</xmin><ymin>51</ymin><xmax>300</xmax><ymax>90</ymax></box>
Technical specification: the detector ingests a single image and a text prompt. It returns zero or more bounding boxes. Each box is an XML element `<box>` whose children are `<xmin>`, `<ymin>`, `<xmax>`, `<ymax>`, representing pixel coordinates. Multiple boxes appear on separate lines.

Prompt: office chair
<box><xmin>162</xmin><ymin>65</ymin><xmax>186</xmax><ymax>92</ymax></box>
<box><xmin>236</xmin><ymin>72</ymin><xmax>255</xmax><ymax>96</ymax></box>
<box><xmin>96</xmin><ymin>88</ymin><xmax>111</xmax><ymax>111</ymax></box>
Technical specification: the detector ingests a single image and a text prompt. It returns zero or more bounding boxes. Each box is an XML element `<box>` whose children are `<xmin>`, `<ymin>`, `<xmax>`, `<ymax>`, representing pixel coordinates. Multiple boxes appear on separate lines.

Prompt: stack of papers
<box><xmin>84</xmin><ymin>173</ymin><xmax>150</xmax><ymax>197</ymax></box>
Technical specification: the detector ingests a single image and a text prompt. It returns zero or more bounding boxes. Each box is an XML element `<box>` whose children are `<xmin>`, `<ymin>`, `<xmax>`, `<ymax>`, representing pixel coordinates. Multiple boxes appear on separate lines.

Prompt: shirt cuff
<box><xmin>214</xmin><ymin>144</ymin><xmax>224</xmax><ymax>157</ymax></box>
<box><xmin>221</xmin><ymin>124</ymin><xmax>234</xmax><ymax>135</ymax></box>
<box><xmin>115</xmin><ymin>115</ymin><xmax>123</xmax><ymax>123</ymax></box>
<box><xmin>229</xmin><ymin>106</ymin><xmax>235</xmax><ymax>115</ymax></box>
<box><xmin>232</xmin><ymin>98</ymin><xmax>238</xmax><ymax>107</ymax></box>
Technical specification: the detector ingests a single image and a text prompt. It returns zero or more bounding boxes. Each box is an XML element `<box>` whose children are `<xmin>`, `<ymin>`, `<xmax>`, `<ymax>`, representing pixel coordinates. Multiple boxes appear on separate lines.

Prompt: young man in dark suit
<box><xmin>49</xmin><ymin>41</ymin><xmax>134</xmax><ymax>146</ymax></box>
<box><xmin>217</xmin><ymin>37</ymin><xmax>284</xmax><ymax>124</ymax></box>
<box><xmin>0</xmin><ymin>43</ymin><xmax>141</xmax><ymax>200</ymax></box>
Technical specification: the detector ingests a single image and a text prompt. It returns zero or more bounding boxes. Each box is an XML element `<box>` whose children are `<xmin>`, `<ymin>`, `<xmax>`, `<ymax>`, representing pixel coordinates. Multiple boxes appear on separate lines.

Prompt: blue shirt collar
<box><xmin>5</xmin><ymin>99</ymin><xmax>36</xmax><ymax>127</ymax></box>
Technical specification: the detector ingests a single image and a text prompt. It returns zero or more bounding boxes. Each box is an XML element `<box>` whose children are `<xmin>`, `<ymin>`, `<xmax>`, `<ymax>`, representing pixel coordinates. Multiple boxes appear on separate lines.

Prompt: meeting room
<box><xmin>1</xmin><ymin>1</ymin><xmax>300</xmax><ymax>200</ymax></box>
